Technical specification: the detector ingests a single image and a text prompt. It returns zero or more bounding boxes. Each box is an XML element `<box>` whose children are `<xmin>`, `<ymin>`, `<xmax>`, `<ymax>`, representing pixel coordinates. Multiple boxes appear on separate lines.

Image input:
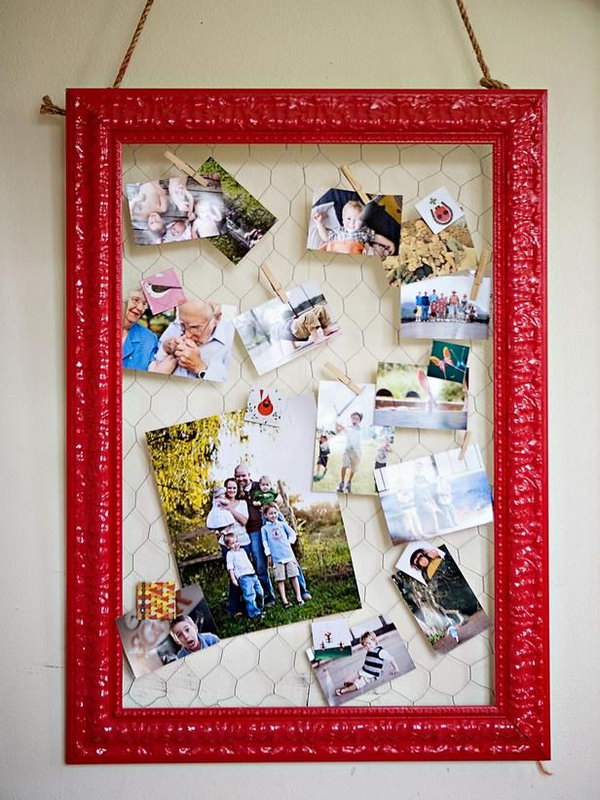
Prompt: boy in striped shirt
<box><xmin>335</xmin><ymin>631</ymin><xmax>399</xmax><ymax>696</ymax></box>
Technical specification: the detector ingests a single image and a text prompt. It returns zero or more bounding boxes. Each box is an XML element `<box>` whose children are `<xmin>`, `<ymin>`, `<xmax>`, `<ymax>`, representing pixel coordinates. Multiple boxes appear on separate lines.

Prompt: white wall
<box><xmin>2</xmin><ymin>0</ymin><xmax>598</xmax><ymax>797</ymax></box>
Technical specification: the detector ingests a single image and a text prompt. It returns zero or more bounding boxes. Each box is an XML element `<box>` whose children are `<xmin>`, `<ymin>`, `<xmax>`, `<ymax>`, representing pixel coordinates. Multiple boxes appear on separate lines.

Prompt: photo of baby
<box><xmin>125</xmin><ymin>158</ymin><xmax>277</xmax><ymax>263</ymax></box>
<box><xmin>307</xmin><ymin>615</ymin><xmax>415</xmax><ymax>707</ymax></box>
<box><xmin>234</xmin><ymin>281</ymin><xmax>341</xmax><ymax>375</ymax></box>
<box><xmin>307</xmin><ymin>189</ymin><xmax>402</xmax><ymax>258</ymax></box>
<box><xmin>312</xmin><ymin>381</ymin><xmax>394</xmax><ymax>496</ymax></box>
<box><xmin>373</xmin><ymin>362</ymin><xmax>468</xmax><ymax>431</ymax></box>
<box><xmin>374</xmin><ymin>445</ymin><xmax>493</xmax><ymax>544</ymax></box>
<box><xmin>121</xmin><ymin>284</ymin><xmax>236</xmax><ymax>382</ymax></box>
<box><xmin>381</xmin><ymin>217</ymin><xmax>478</xmax><ymax>286</ymax></box>
<box><xmin>393</xmin><ymin>543</ymin><xmax>490</xmax><ymax>653</ymax></box>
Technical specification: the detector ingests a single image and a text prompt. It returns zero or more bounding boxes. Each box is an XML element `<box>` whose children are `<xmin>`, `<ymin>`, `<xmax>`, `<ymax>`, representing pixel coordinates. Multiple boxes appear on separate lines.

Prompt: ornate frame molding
<box><xmin>66</xmin><ymin>89</ymin><xmax>548</xmax><ymax>763</ymax></box>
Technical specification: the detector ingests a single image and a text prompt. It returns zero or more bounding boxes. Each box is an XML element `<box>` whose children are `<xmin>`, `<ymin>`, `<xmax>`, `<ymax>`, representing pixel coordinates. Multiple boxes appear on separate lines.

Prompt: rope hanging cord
<box><xmin>39</xmin><ymin>0</ymin><xmax>509</xmax><ymax>116</ymax></box>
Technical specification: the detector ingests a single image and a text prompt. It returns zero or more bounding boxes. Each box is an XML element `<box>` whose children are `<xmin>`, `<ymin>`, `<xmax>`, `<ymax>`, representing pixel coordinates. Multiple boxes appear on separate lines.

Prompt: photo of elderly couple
<box><xmin>145</xmin><ymin>395</ymin><xmax>361</xmax><ymax>638</ymax></box>
<box><xmin>125</xmin><ymin>158</ymin><xmax>277</xmax><ymax>263</ymax></box>
<box><xmin>121</xmin><ymin>285</ymin><xmax>236</xmax><ymax>382</ymax></box>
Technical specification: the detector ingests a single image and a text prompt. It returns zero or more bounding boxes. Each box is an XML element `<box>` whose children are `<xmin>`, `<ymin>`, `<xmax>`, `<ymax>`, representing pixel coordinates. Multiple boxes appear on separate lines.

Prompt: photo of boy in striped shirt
<box><xmin>334</xmin><ymin>631</ymin><xmax>399</xmax><ymax>696</ymax></box>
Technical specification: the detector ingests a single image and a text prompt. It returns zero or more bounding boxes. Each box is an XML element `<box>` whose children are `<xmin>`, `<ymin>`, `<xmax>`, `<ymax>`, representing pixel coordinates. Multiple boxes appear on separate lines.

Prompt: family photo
<box><xmin>125</xmin><ymin>158</ymin><xmax>277</xmax><ymax>262</ymax></box>
<box><xmin>374</xmin><ymin>445</ymin><xmax>494</xmax><ymax>544</ymax></box>
<box><xmin>234</xmin><ymin>281</ymin><xmax>341</xmax><ymax>375</ymax></box>
<box><xmin>307</xmin><ymin>188</ymin><xmax>403</xmax><ymax>257</ymax></box>
<box><xmin>307</xmin><ymin>614</ymin><xmax>415</xmax><ymax>707</ymax></box>
<box><xmin>116</xmin><ymin>584</ymin><xmax>220</xmax><ymax>678</ymax></box>
<box><xmin>393</xmin><ymin>543</ymin><xmax>490</xmax><ymax>653</ymax></box>
<box><xmin>400</xmin><ymin>275</ymin><xmax>491</xmax><ymax>340</ymax></box>
<box><xmin>312</xmin><ymin>381</ymin><xmax>394</xmax><ymax>496</ymax></box>
<box><xmin>373</xmin><ymin>362</ymin><xmax>468</xmax><ymax>431</ymax></box>
<box><xmin>145</xmin><ymin>396</ymin><xmax>361</xmax><ymax>638</ymax></box>
<box><xmin>381</xmin><ymin>217</ymin><xmax>478</xmax><ymax>286</ymax></box>
<box><xmin>121</xmin><ymin>284</ymin><xmax>236</xmax><ymax>382</ymax></box>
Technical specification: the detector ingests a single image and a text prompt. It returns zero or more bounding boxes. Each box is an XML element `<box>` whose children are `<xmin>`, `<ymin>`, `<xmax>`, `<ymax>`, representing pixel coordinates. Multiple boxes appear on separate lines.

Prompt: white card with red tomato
<box><xmin>244</xmin><ymin>387</ymin><xmax>287</xmax><ymax>427</ymax></box>
<box><xmin>415</xmin><ymin>186</ymin><xmax>465</xmax><ymax>234</ymax></box>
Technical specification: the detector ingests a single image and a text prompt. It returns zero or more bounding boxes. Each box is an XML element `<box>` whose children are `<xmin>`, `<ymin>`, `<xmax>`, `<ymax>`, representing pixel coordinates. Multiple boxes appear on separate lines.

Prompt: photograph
<box><xmin>427</xmin><ymin>341</ymin><xmax>470</xmax><ymax>384</ymax></box>
<box><xmin>393</xmin><ymin>543</ymin><xmax>490</xmax><ymax>653</ymax></box>
<box><xmin>234</xmin><ymin>281</ymin><xmax>341</xmax><ymax>376</ymax></box>
<box><xmin>373</xmin><ymin>362</ymin><xmax>468</xmax><ymax>431</ymax></box>
<box><xmin>307</xmin><ymin>188</ymin><xmax>403</xmax><ymax>257</ymax></box>
<box><xmin>145</xmin><ymin>395</ymin><xmax>361</xmax><ymax>639</ymax></box>
<box><xmin>414</xmin><ymin>185</ymin><xmax>465</xmax><ymax>235</ymax></box>
<box><xmin>307</xmin><ymin>614</ymin><xmax>415</xmax><ymax>707</ymax></box>
<box><xmin>381</xmin><ymin>217</ymin><xmax>478</xmax><ymax>286</ymax></box>
<box><xmin>116</xmin><ymin>584</ymin><xmax>220</xmax><ymax>678</ymax></box>
<box><xmin>121</xmin><ymin>284</ymin><xmax>236</xmax><ymax>382</ymax></box>
<box><xmin>140</xmin><ymin>268</ymin><xmax>187</xmax><ymax>315</ymax></box>
<box><xmin>311</xmin><ymin>618</ymin><xmax>353</xmax><ymax>661</ymax></box>
<box><xmin>135</xmin><ymin>581</ymin><xmax>176</xmax><ymax>620</ymax></box>
<box><xmin>312</xmin><ymin>381</ymin><xmax>394</xmax><ymax>496</ymax></box>
<box><xmin>125</xmin><ymin>160</ymin><xmax>277</xmax><ymax>263</ymax></box>
<box><xmin>374</xmin><ymin>445</ymin><xmax>493</xmax><ymax>544</ymax></box>
<box><xmin>400</xmin><ymin>275</ymin><xmax>491</xmax><ymax>340</ymax></box>
<box><xmin>244</xmin><ymin>387</ymin><xmax>287</xmax><ymax>428</ymax></box>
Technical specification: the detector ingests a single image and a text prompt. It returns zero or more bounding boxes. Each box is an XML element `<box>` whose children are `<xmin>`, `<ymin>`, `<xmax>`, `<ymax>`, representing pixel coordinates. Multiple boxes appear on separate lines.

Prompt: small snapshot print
<box><xmin>312</xmin><ymin>381</ymin><xmax>394</xmax><ymax>496</ymax></box>
<box><xmin>311</xmin><ymin>618</ymin><xmax>353</xmax><ymax>661</ymax></box>
<box><xmin>125</xmin><ymin>162</ymin><xmax>276</xmax><ymax>262</ymax></box>
<box><xmin>234</xmin><ymin>281</ymin><xmax>341</xmax><ymax>376</ymax></box>
<box><xmin>415</xmin><ymin>186</ymin><xmax>464</xmax><ymax>235</ymax></box>
<box><xmin>393</xmin><ymin>543</ymin><xmax>490</xmax><ymax>653</ymax></box>
<box><xmin>374</xmin><ymin>362</ymin><xmax>468</xmax><ymax>431</ymax></box>
<box><xmin>307</xmin><ymin>614</ymin><xmax>415</xmax><ymax>707</ymax></box>
<box><xmin>381</xmin><ymin>217</ymin><xmax>477</xmax><ymax>286</ymax></box>
<box><xmin>400</xmin><ymin>275</ymin><xmax>491</xmax><ymax>341</ymax></box>
<box><xmin>308</xmin><ymin>188</ymin><xmax>402</xmax><ymax>258</ymax></box>
<box><xmin>374</xmin><ymin>445</ymin><xmax>493</xmax><ymax>544</ymax></box>
<box><xmin>140</xmin><ymin>268</ymin><xmax>186</xmax><ymax>315</ymax></box>
<box><xmin>116</xmin><ymin>584</ymin><xmax>220</xmax><ymax>678</ymax></box>
<box><xmin>121</xmin><ymin>286</ymin><xmax>236</xmax><ymax>382</ymax></box>
<box><xmin>136</xmin><ymin>581</ymin><xmax>176</xmax><ymax>620</ymax></box>
<box><xmin>427</xmin><ymin>341</ymin><xmax>470</xmax><ymax>384</ymax></box>
<box><xmin>244</xmin><ymin>387</ymin><xmax>287</xmax><ymax>428</ymax></box>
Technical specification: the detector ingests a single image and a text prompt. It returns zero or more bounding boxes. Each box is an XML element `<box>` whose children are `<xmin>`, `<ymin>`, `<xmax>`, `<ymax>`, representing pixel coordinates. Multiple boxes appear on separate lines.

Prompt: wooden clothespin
<box><xmin>340</xmin><ymin>165</ymin><xmax>370</xmax><ymax>205</ymax></box>
<box><xmin>459</xmin><ymin>431</ymin><xmax>472</xmax><ymax>461</ymax></box>
<box><xmin>325</xmin><ymin>362</ymin><xmax>362</xmax><ymax>396</ymax></box>
<box><xmin>164</xmin><ymin>150</ymin><xmax>209</xmax><ymax>187</ymax></box>
<box><xmin>470</xmin><ymin>248</ymin><xmax>490</xmax><ymax>301</ymax></box>
<box><xmin>260</xmin><ymin>263</ymin><xmax>288</xmax><ymax>304</ymax></box>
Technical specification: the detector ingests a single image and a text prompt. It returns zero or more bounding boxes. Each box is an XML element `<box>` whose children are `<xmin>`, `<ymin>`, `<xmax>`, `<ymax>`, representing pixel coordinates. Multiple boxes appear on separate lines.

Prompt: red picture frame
<box><xmin>66</xmin><ymin>88</ymin><xmax>548</xmax><ymax>763</ymax></box>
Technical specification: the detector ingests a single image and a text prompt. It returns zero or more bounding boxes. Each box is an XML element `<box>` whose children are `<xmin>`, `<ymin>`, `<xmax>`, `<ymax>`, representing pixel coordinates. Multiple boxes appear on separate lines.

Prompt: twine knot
<box><xmin>40</xmin><ymin>95</ymin><xmax>66</xmax><ymax>116</ymax></box>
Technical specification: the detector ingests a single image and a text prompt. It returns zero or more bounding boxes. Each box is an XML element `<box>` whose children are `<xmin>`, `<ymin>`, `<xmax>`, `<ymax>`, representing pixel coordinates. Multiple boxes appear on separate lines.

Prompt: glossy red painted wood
<box><xmin>65</xmin><ymin>89</ymin><xmax>548</xmax><ymax>763</ymax></box>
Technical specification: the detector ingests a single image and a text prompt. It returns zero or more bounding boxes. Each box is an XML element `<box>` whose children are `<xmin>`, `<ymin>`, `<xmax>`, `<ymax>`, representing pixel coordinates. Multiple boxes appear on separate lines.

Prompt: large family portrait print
<box><xmin>121</xmin><ymin>285</ymin><xmax>236</xmax><ymax>382</ymax></box>
<box><xmin>374</xmin><ymin>362</ymin><xmax>468</xmax><ymax>431</ymax></box>
<box><xmin>125</xmin><ymin>158</ymin><xmax>277</xmax><ymax>263</ymax></box>
<box><xmin>393</xmin><ymin>543</ymin><xmax>490</xmax><ymax>653</ymax></box>
<box><xmin>375</xmin><ymin>445</ymin><xmax>493</xmax><ymax>544</ymax></box>
<box><xmin>145</xmin><ymin>395</ymin><xmax>361</xmax><ymax>638</ymax></box>
<box><xmin>381</xmin><ymin>217</ymin><xmax>477</xmax><ymax>286</ymax></box>
<box><xmin>234</xmin><ymin>281</ymin><xmax>341</xmax><ymax>375</ymax></box>
<box><xmin>307</xmin><ymin>189</ymin><xmax>402</xmax><ymax>258</ymax></box>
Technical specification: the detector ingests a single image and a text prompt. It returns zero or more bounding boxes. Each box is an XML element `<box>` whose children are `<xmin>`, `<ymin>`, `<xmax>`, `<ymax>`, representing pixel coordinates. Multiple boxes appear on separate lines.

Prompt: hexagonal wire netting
<box><xmin>122</xmin><ymin>143</ymin><xmax>493</xmax><ymax>709</ymax></box>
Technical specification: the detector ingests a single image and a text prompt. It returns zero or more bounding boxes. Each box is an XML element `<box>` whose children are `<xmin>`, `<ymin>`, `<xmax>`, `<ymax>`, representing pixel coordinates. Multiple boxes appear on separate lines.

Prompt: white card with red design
<box><xmin>244</xmin><ymin>387</ymin><xmax>287</xmax><ymax>427</ymax></box>
<box><xmin>415</xmin><ymin>186</ymin><xmax>465</xmax><ymax>235</ymax></box>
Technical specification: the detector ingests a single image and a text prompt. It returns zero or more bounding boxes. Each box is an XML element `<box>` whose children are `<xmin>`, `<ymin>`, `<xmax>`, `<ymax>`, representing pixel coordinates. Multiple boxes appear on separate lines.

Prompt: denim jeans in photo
<box><xmin>249</xmin><ymin>532</ymin><xmax>275</xmax><ymax>604</ymax></box>
<box><xmin>238</xmin><ymin>573</ymin><xmax>264</xmax><ymax>618</ymax></box>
